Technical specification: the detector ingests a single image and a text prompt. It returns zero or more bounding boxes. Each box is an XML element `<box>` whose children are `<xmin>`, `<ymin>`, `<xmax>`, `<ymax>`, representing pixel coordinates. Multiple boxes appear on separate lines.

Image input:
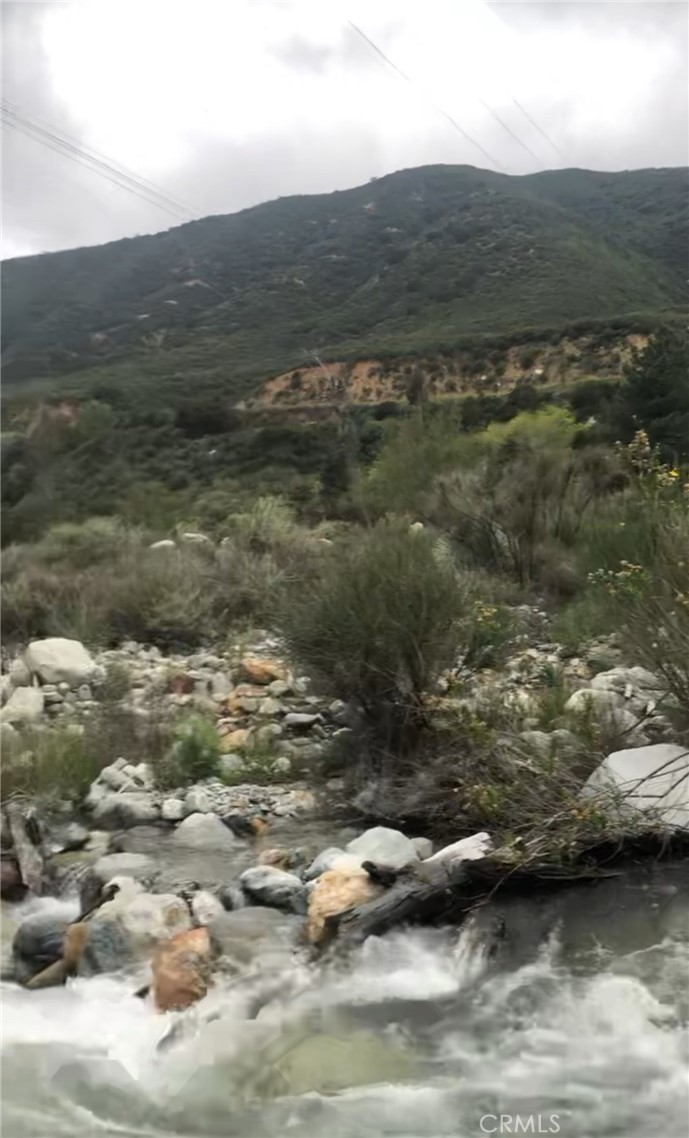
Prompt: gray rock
<box><xmin>582</xmin><ymin>743</ymin><xmax>689</xmax><ymax>829</ymax></box>
<box><xmin>179</xmin><ymin>532</ymin><xmax>213</xmax><ymax>547</ymax></box>
<box><xmin>565</xmin><ymin>687</ymin><xmax>624</xmax><ymax>717</ymax></box>
<box><xmin>303</xmin><ymin>847</ymin><xmax>358</xmax><ymax>881</ymax></box>
<box><xmin>210</xmin><ymin>672</ymin><xmax>232</xmax><ymax>699</ymax></box>
<box><xmin>78</xmin><ymin>889</ymin><xmax>191</xmax><ymax>975</ymax></box>
<box><xmin>219</xmin><ymin>884</ymin><xmax>246</xmax><ymax>911</ymax></box>
<box><xmin>239</xmin><ymin>865</ymin><xmax>307</xmax><ymax>912</ymax></box>
<box><xmin>149</xmin><ymin>539</ymin><xmax>176</xmax><ymax>550</ymax></box>
<box><xmin>24</xmin><ymin>638</ymin><xmax>96</xmax><ymax>687</ymax></box>
<box><xmin>1</xmin><ymin>722</ymin><xmax>18</xmax><ymax>748</ymax></box>
<box><xmin>13</xmin><ymin>909</ymin><xmax>75</xmax><ymax>981</ymax></box>
<box><xmin>190</xmin><ymin>890</ymin><xmax>225</xmax><ymax>925</ymax></box>
<box><xmin>411</xmin><ymin>836</ymin><xmax>434</xmax><ymax>860</ymax></box>
<box><xmin>346</xmin><ymin>826</ymin><xmax>420</xmax><ymax>870</ymax></box>
<box><xmin>519</xmin><ymin>730</ymin><xmax>554</xmax><ymax>758</ymax></box>
<box><xmin>174</xmin><ymin>812</ymin><xmax>238</xmax><ymax>850</ymax></box>
<box><xmin>161</xmin><ymin>797</ymin><xmax>185</xmax><ymax>823</ymax></box>
<box><xmin>283</xmin><ymin>712</ymin><xmax>320</xmax><ymax>730</ymax></box>
<box><xmin>76</xmin><ymin>684</ymin><xmax>92</xmax><ymax>701</ymax></box>
<box><xmin>259</xmin><ymin>697</ymin><xmax>284</xmax><ymax>717</ymax></box>
<box><xmin>266</xmin><ymin>680</ymin><xmax>291</xmax><ymax>698</ymax></box>
<box><xmin>50</xmin><ymin>822</ymin><xmax>90</xmax><ymax>854</ymax></box>
<box><xmin>80</xmin><ymin>852</ymin><xmax>155</xmax><ymax>910</ymax></box>
<box><xmin>0</xmin><ymin>686</ymin><xmax>44</xmax><ymax>725</ymax></box>
<box><xmin>92</xmin><ymin>792</ymin><xmax>160</xmax><ymax>829</ymax></box>
<box><xmin>99</xmin><ymin>765</ymin><xmax>135</xmax><ymax>792</ymax></box>
<box><xmin>209</xmin><ymin>907</ymin><xmax>301</xmax><ymax>966</ymax></box>
<box><xmin>184</xmin><ymin>787</ymin><xmax>213</xmax><ymax>815</ymax></box>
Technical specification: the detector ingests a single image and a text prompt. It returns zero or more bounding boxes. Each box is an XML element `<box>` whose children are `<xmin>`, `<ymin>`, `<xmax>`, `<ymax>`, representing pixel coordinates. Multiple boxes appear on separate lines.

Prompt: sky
<box><xmin>2</xmin><ymin>0</ymin><xmax>688</xmax><ymax>259</ymax></box>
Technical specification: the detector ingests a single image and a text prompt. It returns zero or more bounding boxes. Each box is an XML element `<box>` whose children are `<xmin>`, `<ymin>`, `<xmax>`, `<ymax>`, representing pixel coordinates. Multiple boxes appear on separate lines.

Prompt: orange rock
<box><xmin>152</xmin><ymin>926</ymin><xmax>213</xmax><ymax>1013</ymax></box>
<box><xmin>250</xmin><ymin>817</ymin><xmax>270</xmax><ymax>836</ymax></box>
<box><xmin>238</xmin><ymin>657</ymin><xmax>286</xmax><ymax>686</ymax></box>
<box><xmin>257</xmin><ymin>847</ymin><xmax>287</xmax><ymax>869</ymax></box>
<box><xmin>219</xmin><ymin>728</ymin><xmax>250</xmax><ymax>752</ymax></box>
<box><xmin>306</xmin><ymin>864</ymin><xmax>383</xmax><ymax>945</ymax></box>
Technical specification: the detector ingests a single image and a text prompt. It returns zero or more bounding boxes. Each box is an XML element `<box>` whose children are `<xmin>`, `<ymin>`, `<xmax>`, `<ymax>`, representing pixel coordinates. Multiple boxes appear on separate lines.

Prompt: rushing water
<box><xmin>2</xmin><ymin>861</ymin><xmax>688</xmax><ymax>1138</ymax></box>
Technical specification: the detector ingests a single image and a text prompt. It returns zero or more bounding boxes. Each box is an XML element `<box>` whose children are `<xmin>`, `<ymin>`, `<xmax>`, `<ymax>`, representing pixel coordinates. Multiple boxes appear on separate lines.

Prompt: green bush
<box><xmin>281</xmin><ymin>520</ymin><xmax>466</xmax><ymax>754</ymax></box>
<box><xmin>165</xmin><ymin>715</ymin><xmax>220</xmax><ymax>785</ymax></box>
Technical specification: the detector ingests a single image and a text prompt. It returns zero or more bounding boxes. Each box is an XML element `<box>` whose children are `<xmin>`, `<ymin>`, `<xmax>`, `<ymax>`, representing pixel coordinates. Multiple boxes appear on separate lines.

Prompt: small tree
<box><xmin>616</xmin><ymin>328</ymin><xmax>689</xmax><ymax>460</ymax></box>
<box><xmin>282</xmin><ymin>521</ymin><xmax>464</xmax><ymax>757</ymax></box>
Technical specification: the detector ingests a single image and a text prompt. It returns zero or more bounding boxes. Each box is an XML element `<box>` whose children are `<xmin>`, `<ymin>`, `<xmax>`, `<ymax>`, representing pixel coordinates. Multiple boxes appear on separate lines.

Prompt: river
<box><xmin>2</xmin><ymin>860</ymin><xmax>688</xmax><ymax>1138</ymax></box>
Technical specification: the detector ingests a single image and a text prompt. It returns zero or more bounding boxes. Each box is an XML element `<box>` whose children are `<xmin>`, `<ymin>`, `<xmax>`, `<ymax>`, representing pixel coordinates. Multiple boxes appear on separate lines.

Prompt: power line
<box><xmin>475</xmin><ymin>96</ymin><xmax>544</xmax><ymax>164</ymax></box>
<box><xmin>3</xmin><ymin>99</ymin><xmax>200</xmax><ymax>215</ymax></box>
<box><xmin>511</xmin><ymin>98</ymin><xmax>565</xmax><ymax>161</ymax></box>
<box><xmin>1</xmin><ymin>101</ymin><xmax>196</xmax><ymax>221</ymax></box>
<box><xmin>347</xmin><ymin>19</ymin><xmax>504</xmax><ymax>172</ymax></box>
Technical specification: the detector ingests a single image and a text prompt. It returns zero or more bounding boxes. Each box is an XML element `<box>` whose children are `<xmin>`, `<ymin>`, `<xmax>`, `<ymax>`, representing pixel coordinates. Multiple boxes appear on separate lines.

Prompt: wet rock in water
<box><xmin>91</xmin><ymin>792</ymin><xmax>160</xmax><ymax>829</ymax></box>
<box><xmin>209</xmin><ymin>906</ymin><xmax>301</xmax><ymax>967</ymax></box>
<box><xmin>239</xmin><ymin>865</ymin><xmax>307</xmax><ymax>913</ymax></box>
<box><xmin>13</xmin><ymin>907</ymin><xmax>77</xmax><ymax>982</ymax></box>
<box><xmin>174</xmin><ymin>812</ymin><xmax>239</xmax><ymax>850</ymax></box>
<box><xmin>303</xmin><ymin>847</ymin><xmax>361</xmax><ymax>881</ymax></box>
<box><xmin>80</xmin><ymin>852</ymin><xmax>155</xmax><ymax>911</ymax></box>
<box><xmin>238</xmin><ymin>657</ymin><xmax>286</xmax><ymax>686</ymax></box>
<box><xmin>161</xmin><ymin>798</ymin><xmax>185</xmax><ymax>823</ymax></box>
<box><xmin>346</xmin><ymin>826</ymin><xmax>420</xmax><ymax>870</ymax></box>
<box><xmin>49</xmin><ymin>822</ymin><xmax>90</xmax><ymax>855</ymax></box>
<box><xmin>77</xmin><ymin>889</ymin><xmax>192</xmax><ymax>975</ymax></box>
<box><xmin>0</xmin><ymin>686</ymin><xmax>44</xmax><ymax>725</ymax></box>
<box><xmin>307</xmin><ymin>864</ymin><xmax>384</xmax><ymax>945</ymax></box>
<box><xmin>190</xmin><ymin>890</ymin><xmax>225</xmax><ymax>926</ymax></box>
<box><xmin>24</xmin><ymin>637</ymin><xmax>96</xmax><ymax>687</ymax></box>
<box><xmin>1</xmin><ymin>857</ymin><xmax>23</xmax><ymax>900</ymax></box>
<box><xmin>153</xmin><ymin>926</ymin><xmax>214</xmax><ymax>1012</ymax></box>
<box><xmin>218</xmin><ymin>884</ymin><xmax>246</xmax><ymax>912</ymax></box>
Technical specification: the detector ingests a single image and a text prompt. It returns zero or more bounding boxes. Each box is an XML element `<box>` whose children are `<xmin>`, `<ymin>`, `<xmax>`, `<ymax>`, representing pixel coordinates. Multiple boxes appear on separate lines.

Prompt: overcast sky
<box><xmin>2</xmin><ymin>0</ymin><xmax>687</xmax><ymax>259</ymax></box>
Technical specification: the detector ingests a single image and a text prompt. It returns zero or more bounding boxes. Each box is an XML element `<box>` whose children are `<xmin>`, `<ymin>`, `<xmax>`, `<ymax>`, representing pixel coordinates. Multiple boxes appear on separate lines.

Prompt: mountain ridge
<box><xmin>2</xmin><ymin>163</ymin><xmax>687</xmax><ymax>394</ymax></box>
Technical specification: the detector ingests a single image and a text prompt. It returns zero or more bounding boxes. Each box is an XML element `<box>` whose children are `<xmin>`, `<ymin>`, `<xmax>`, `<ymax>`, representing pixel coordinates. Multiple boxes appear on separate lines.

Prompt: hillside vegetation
<box><xmin>3</xmin><ymin>164</ymin><xmax>687</xmax><ymax>394</ymax></box>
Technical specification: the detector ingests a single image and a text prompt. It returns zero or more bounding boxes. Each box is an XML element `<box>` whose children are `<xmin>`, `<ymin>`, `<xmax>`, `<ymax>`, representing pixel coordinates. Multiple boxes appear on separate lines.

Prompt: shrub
<box><xmin>164</xmin><ymin>715</ymin><xmax>220</xmax><ymax>785</ymax></box>
<box><xmin>281</xmin><ymin>521</ymin><xmax>466</xmax><ymax>755</ymax></box>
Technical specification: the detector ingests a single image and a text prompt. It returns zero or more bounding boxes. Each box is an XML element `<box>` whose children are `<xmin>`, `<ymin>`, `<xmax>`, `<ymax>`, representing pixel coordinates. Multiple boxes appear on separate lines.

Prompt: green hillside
<box><xmin>2</xmin><ymin>164</ymin><xmax>687</xmax><ymax>394</ymax></box>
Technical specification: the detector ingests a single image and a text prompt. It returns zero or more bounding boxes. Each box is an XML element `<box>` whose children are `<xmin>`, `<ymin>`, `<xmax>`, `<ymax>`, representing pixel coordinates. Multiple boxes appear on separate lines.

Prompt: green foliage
<box><xmin>281</xmin><ymin>520</ymin><xmax>465</xmax><ymax>752</ymax></box>
<box><xmin>1</xmin><ymin>727</ymin><xmax>104</xmax><ymax>803</ymax></box>
<box><xmin>166</xmin><ymin>715</ymin><xmax>220</xmax><ymax>784</ymax></box>
<box><xmin>615</xmin><ymin>328</ymin><xmax>689</xmax><ymax>460</ymax></box>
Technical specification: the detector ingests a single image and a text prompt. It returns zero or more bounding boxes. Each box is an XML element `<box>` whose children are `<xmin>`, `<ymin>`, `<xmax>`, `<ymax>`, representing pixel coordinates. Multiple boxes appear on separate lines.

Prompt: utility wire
<box><xmin>475</xmin><ymin>95</ymin><xmax>543</xmax><ymax>164</ymax></box>
<box><xmin>347</xmin><ymin>19</ymin><xmax>504</xmax><ymax>172</ymax></box>
<box><xmin>3</xmin><ymin>98</ymin><xmax>200</xmax><ymax>215</ymax></box>
<box><xmin>1</xmin><ymin>101</ymin><xmax>195</xmax><ymax>221</ymax></box>
<box><xmin>511</xmin><ymin>97</ymin><xmax>565</xmax><ymax>161</ymax></box>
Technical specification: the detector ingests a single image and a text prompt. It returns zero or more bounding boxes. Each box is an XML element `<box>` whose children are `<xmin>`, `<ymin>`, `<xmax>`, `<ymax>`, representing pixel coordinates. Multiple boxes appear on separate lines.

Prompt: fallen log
<box><xmin>5</xmin><ymin>803</ymin><xmax>43</xmax><ymax>895</ymax></box>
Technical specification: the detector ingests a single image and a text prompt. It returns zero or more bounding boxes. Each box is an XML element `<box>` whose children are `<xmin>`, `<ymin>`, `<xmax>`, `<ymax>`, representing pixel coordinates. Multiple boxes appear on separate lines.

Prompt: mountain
<box><xmin>2</xmin><ymin>164</ymin><xmax>687</xmax><ymax>396</ymax></box>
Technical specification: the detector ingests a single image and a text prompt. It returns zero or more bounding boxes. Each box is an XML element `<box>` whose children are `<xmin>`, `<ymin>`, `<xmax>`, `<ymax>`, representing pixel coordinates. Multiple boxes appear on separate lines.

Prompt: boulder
<box><xmin>283</xmin><ymin>712</ymin><xmax>320</xmax><ymax>731</ymax></box>
<box><xmin>91</xmin><ymin>792</ymin><xmax>160</xmax><ymax>829</ymax></box>
<box><xmin>13</xmin><ymin>903</ymin><xmax>79</xmax><ymax>982</ymax></box>
<box><xmin>220</xmin><ymin>729</ymin><xmax>250</xmax><ymax>753</ymax></box>
<box><xmin>1</xmin><ymin>857</ymin><xmax>23</xmax><ymax>900</ymax></box>
<box><xmin>307</xmin><ymin>864</ymin><xmax>384</xmax><ymax>944</ymax></box>
<box><xmin>152</xmin><ymin>926</ymin><xmax>214</xmax><ymax>1012</ymax></box>
<box><xmin>80</xmin><ymin>851</ymin><xmax>155</xmax><ymax>911</ymax></box>
<box><xmin>239</xmin><ymin>865</ymin><xmax>306</xmax><ymax>912</ymax></box>
<box><xmin>174</xmin><ymin>812</ymin><xmax>238</xmax><ymax>851</ymax></box>
<box><xmin>304</xmin><ymin>847</ymin><xmax>361</xmax><ymax>881</ymax></box>
<box><xmin>565</xmin><ymin>687</ymin><xmax>624</xmax><ymax>717</ymax></box>
<box><xmin>411</xmin><ymin>836</ymin><xmax>434</xmax><ymax>860</ymax></box>
<box><xmin>161</xmin><ymin>797</ymin><xmax>185</xmax><ymax>823</ymax></box>
<box><xmin>0</xmin><ymin>686</ymin><xmax>44</xmax><ymax>724</ymax></box>
<box><xmin>24</xmin><ymin>638</ymin><xmax>95</xmax><ymax>687</ymax></box>
<box><xmin>346</xmin><ymin>826</ymin><xmax>419</xmax><ymax>870</ymax></box>
<box><xmin>184</xmin><ymin>787</ymin><xmax>213</xmax><ymax>815</ymax></box>
<box><xmin>582</xmin><ymin>743</ymin><xmax>689</xmax><ymax>829</ymax></box>
<box><xmin>190</xmin><ymin>890</ymin><xmax>225</xmax><ymax>926</ymax></box>
<box><xmin>77</xmin><ymin>889</ymin><xmax>192</xmax><ymax>975</ymax></box>
<box><xmin>238</xmin><ymin>657</ymin><xmax>286</xmax><ymax>686</ymax></box>
<box><xmin>0</xmin><ymin>722</ymin><xmax>18</xmax><ymax>748</ymax></box>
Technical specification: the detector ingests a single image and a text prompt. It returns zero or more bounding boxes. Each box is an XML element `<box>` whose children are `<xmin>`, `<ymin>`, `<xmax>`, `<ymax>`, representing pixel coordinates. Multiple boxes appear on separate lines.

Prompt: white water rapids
<box><xmin>2</xmin><ymin>865</ymin><xmax>688</xmax><ymax>1138</ymax></box>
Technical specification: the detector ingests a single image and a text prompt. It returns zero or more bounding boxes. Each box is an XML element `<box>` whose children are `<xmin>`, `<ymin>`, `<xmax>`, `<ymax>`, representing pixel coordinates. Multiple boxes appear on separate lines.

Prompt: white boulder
<box><xmin>174</xmin><ymin>812</ymin><xmax>238</xmax><ymax>850</ymax></box>
<box><xmin>582</xmin><ymin>743</ymin><xmax>689</xmax><ymax>829</ymax></box>
<box><xmin>24</xmin><ymin>638</ymin><xmax>95</xmax><ymax>687</ymax></box>
<box><xmin>346</xmin><ymin>826</ymin><xmax>420</xmax><ymax>869</ymax></box>
<box><xmin>0</xmin><ymin>686</ymin><xmax>44</xmax><ymax>724</ymax></box>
